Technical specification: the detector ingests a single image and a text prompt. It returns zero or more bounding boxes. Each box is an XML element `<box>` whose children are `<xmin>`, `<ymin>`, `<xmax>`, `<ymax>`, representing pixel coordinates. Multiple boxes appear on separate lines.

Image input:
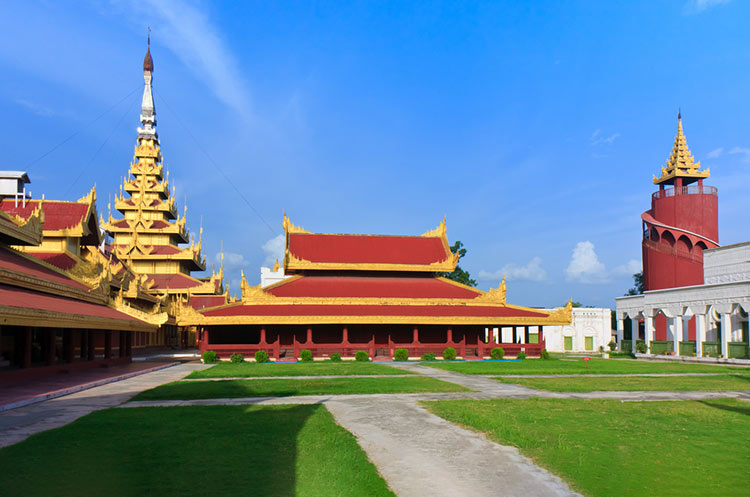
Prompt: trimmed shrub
<box><xmin>540</xmin><ymin>348</ymin><xmax>551</xmax><ymax>360</ymax></box>
<box><xmin>516</xmin><ymin>351</ymin><xmax>527</xmax><ymax>360</ymax></box>
<box><xmin>355</xmin><ymin>350</ymin><xmax>369</xmax><ymax>362</ymax></box>
<box><xmin>394</xmin><ymin>348</ymin><xmax>409</xmax><ymax>361</ymax></box>
<box><xmin>329</xmin><ymin>353</ymin><xmax>342</xmax><ymax>362</ymax></box>
<box><xmin>254</xmin><ymin>350</ymin><xmax>269</xmax><ymax>363</ymax></box>
<box><xmin>299</xmin><ymin>349</ymin><xmax>313</xmax><ymax>362</ymax></box>
<box><xmin>490</xmin><ymin>347</ymin><xmax>505</xmax><ymax>360</ymax></box>
<box><xmin>421</xmin><ymin>352</ymin><xmax>437</xmax><ymax>361</ymax></box>
<box><xmin>608</xmin><ymin>340</ymin><xmax>617</xmax><ymax>352</ymax></box>
<box><xmin>230</xmin><ymin>353</ymin><xmax>245</xmax><ymax>364</ymax></box>
<box><xmin>202</xmin><ymin>350</ymin><xmax>218</xmax><ymax>364</ymax></box>
<box><xmin>443</xmin><ymin>347</ymin><xmax>457</xmax><ymax>361</ymax></box>
<box><xmin>636</xmin><ymin>342</ymin><xmax>648</xmax><ymax>354</ymax></box>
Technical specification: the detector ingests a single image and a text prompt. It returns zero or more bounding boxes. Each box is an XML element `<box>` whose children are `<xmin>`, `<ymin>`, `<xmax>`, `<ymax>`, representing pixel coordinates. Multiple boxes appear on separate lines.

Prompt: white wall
<box><xmin>542</xmin><ymin>307</ymin><xmax>612</xmax><ymax>353</ymax></box>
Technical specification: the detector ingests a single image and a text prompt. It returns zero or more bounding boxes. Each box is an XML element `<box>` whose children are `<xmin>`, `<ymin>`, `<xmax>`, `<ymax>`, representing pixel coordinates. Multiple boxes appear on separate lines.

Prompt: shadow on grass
<box><xmin>0</xmin><ymin>404</ymin><xmax>311</xmax><ymax>496</ymax></box>
<box><xmin>698</xmin><ymin>399</ymin><xmax>750</xmax><ymax>417</ymax></box>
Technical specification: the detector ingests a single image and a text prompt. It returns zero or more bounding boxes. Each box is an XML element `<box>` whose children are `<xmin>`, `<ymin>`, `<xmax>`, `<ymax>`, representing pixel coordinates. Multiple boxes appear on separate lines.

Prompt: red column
<box><xmin>119</xmin><ymin>331</ymin><xmax>126</xmax><ymax>358</ymax></box>
<box><xmin>126</xmin><ymin>331</ymin><xmax>133</xmax><ymax>357</ymax></box>
<box><xmin>447</xmin><ymin>328</ymin><xmax>453</xmax><ymax>343</ymax></box>
<box><xmin>105</xmin><ymin>332</ymin><xmax>112</xmax><ymax>359</ymax></box>
<box><xmin>260</xmin><ymin>328</ymin><xmax>266</xmax><ymax>345</ymax></box>
<box><xmin>21</xmin><ymin>327</ymin><xmax>32</xmax><ymax>368</ymax></box>
<box><xmin>306</xmin><ymin>328</ymin><xmax>312</xmax><ymax>344</ymax></box>
<box><xmin>342</xmin><ymin>327</ymin><xmax>349</xmax><ymax>344</ymax></box>
<box><xmin>413</xmin><ymin>327</ymin><xmax>419</xmax><ymax>344</ymax></box>
<box><xmin>87</xmin><ymin>330</ymin><xmax>95</xmax><ymax>361</ymax></box>
<box><xmin>46</xmin><ymin>329</ymin><xmax>56</xmax><ymax>365</ymax></box>
<box><xmin>539</xmin><ymin>326</ymin><xmax>545</xmax><ymax>348</ymax></box>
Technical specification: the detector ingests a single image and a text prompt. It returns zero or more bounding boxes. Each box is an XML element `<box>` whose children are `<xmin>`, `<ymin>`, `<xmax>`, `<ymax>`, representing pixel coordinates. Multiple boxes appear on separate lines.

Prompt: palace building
<box><xmin>616</xmin><ymin>113</ymin><xmax>749</xmax><ymax>359</ymax></box>
<box><xmin>178</xmin><ymin>215</ymin><xmax>572</xmax><ymax>360</ymax></box>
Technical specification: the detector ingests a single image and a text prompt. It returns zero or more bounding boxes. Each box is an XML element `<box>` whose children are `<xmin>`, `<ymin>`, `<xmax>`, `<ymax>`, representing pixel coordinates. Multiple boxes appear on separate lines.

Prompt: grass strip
<box><xmin>424</xmin><ymin>398</ymin><xmax>750</xmax><ymax>497</ymax></box>
<box><xmin>495</xmin><ymin>373</ymin><xmax>750</xmax><ymax>392</ymax></box>
<box><xmin>425</xmin><ymin>357</ymin><xmax>748</xmax><ymax>375</ymax></box>
<box><xmin>0</xmin><ymin>405</ymin><xmax>394</xmax><ymax>497</ymax></box>
<box><xmin>133</xmin><ymin>376</ymin><xmax>469</xmax><ymax>400</ymax></box>
<box><xmin>188</xmin><ymin>361</ymin><xmax>409</xmax><ymax>378</ymax></box>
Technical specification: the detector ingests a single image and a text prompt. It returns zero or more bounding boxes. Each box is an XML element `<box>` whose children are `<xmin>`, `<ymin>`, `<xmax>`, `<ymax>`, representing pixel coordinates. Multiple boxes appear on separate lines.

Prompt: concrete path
<box><xmin>0</xmin><ymin>362</ymin><xmax>207</xmax><ymax>448</ymax></box>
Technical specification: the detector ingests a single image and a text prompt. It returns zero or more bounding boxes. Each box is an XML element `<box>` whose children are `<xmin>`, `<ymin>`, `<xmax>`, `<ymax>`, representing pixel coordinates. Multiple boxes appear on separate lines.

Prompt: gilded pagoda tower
<box><xmin>103</xmin><ymin>38</ymin><xmax>223</xmax><ymax>300</ymax></box>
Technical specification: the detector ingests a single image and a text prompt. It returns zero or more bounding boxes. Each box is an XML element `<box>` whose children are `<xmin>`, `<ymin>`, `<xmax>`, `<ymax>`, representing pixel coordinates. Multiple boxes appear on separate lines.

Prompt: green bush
<box><xmin>355</xmin><ymin>350</ymin><xmax>369</xmax><ymax>362</ymax></box>
<box><xmin>299</xmin><ymin>349</ymin><xmax>313</xmax><ymax>362</ymax></box>
<box><xmin>230</xmin><ymin>353</ymin><xmax>245</xmax><ymax>364</ymax></box>
<box><xmin>202</xmin><ymin>350</ymin><xmax>218</xmax><ymax>363</ymax></box>
<box><xmin>421</xmin><ymin>352</ymin><xmax>437</xmax><ymax>361</ymax></box>
<box><xmin>443</xmin><ymin>347</ymin><xmax>457</xmax><ymax>361</ymax></box>
<box><xmin>540</xmin><ymin>348</ymin><xmax>551</xmax><ymax>360</ymax></box>
<box><xmin>394</xmin><ymin>348</ymin><xmax>409</xmax><ymax>361</ymax></box>
<box><xmin>608</xmin><ymin>340</ymin><xmax>617</xmax><ymax>352</ymax></box>
<box><xmin>636</xmin><ymin>342</ymin><xmax>648</xmax><ymax>353</ymax></box>
<box><xmin>516</xmin><ymin>351</ymin><xmax>527</xmax><ymax>360</ymax></box>
<box><xmin>329</xmin><ymin>353</ymin><xmax>342</xmax><ymax>362</ymax></box>
<box><xmin>254</xmin><ymin>350</ymin><xmax>269</xmax><ymax>363</ymax></box>
<box><xmin>490</xmin><ymin>347</ymin><xmax>505</xmax><ymax>360</ymax></box>
<box><xmin>610</xmin><ymin>351</ymin><xmax>636</xmax><ymax>358</ymax></box>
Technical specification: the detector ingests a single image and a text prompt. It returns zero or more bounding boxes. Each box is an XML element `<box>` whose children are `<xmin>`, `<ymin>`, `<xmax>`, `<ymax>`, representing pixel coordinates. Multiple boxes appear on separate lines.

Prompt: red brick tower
<box><xmin>641</xmin><ymin>112</ymin><xmax>719</xmax><ymax>291</ymax></box>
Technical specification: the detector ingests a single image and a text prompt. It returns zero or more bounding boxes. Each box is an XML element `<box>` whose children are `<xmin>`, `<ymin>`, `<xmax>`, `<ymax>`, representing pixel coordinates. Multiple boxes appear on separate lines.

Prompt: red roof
<box><xmin>288</xmin><ymin>233</ymin><xmax>450</xmax><ymax>266</ymax></box>
<box><xmin>0</xmin><ymin>284</ymin><xmax>150</xmax><ymax>328</ymax></box>
<box><xmin>0</xmin><ymin>199</ymin><xmax>89</xmax><ymax>231</ymax></box>
<box><xmin>147</xmin><ymin>273</ymin><xmax>204</xmax><ymax>290</ymax></box>
<box><xmin>267</xmin><ymin>275</ymin><xmax>481</xmax><ymax>299</ymax></box>
<box><xmin>28</xmin><ymin>252</ymin><xmax>78</xmax><ymax>270</ymax></box>
<box><xmin>203</xmin><ymin>303</ymin><xmax>548</xmax><ymax>319</ymax></box>
<box><xmin>0</xmin><ymin>248</ymin><xmax>89</xmax><ymax>291</ymax></box>
<box><xmin>190</xmin><ymin>295</ymin><xmax>228</xmax><ymax>310</ymax></box>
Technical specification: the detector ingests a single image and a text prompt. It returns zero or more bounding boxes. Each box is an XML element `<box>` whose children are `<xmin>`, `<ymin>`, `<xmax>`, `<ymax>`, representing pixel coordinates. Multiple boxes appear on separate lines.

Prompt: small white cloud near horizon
<box><xmin>565</xmin><ymin>241</ymin><xmax>609</xmax><ymax>284</ymax></box>
<box><xmin>612</xmin><ymin>259</ymin><xmax>641</xmax><ymax>276</ymax></box>
<box><xmin>261</xmin><ymin>234</ymin><xmax>285</xmax><ymax>267</ymax></box>
<box><xmin>706</xmin><ymin>147</ymin><xmax>723</xmax><ymax>159</ymax></box>
<box><xmin>728</xmin><ymin>147</ymin><xmax>750</xmax><ymax>163</ymax></box>
<box><xmin>478</xmin><ymin>256</ymin><xmax>547</xmax><ymax>282</ymax></box>
<box><xmin>684</xmin><ymin>0</ymin><xmax>733</xmax><ymax>14</ymax></box>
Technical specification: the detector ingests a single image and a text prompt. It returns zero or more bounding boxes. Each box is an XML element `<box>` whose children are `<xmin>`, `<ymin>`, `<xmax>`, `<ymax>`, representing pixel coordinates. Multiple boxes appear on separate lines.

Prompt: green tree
<box><xmin>441</xmin><ymin>240</ymin><xmax>477</xmax><ymax>287</ymax></box>
<box><xmin>626</xmin><ymin>271</ymin><xmax>644</xmax><ymax>295</ymax></box>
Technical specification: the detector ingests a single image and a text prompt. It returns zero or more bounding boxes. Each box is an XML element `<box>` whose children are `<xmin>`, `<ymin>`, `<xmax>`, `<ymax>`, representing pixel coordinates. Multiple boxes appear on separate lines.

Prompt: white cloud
<box><xmin>215</xmin><ymin>251</ymin><xmax>248</xmax><ymax>271</ymax></box>
<box><xmin>565</xmin><ymin>241</ymin><xmax>609</xmax><ymax>284</ymax></box>
<box><xmin>706</xmin><ymin>147</ymin><xmax>723</xmax><ymax>159</ymax></box>
<box><xmin>728</xmin><ymin>147</ymin><xmax>750</xmax><ymax>163</ymax></box>
<box><xmin>684</xmin><ymin>0</ymin><xmax>733</xmax><ymax>14</ymax></box>
<box><xmin>590</xmin><ymin>129</ymin><xmax>620</xmax><ymax>146</ymax></box>
<box><xmin>612</xmin><ymin>259</ymin><xmax>641</xmax><ymax>276</ymax></box>
<box><xmin>261</xmin><ymin>234</ymin><xmax>285</xmax><ymax>267</ymax></box>
<box><xmin>479</xmin><ymin>256</ymin><xmax>547</xmax><ymax>282</ymax></box>
<box><xmin>119</xmin><ymin>0</ymin><xmax>251</xmax><ymax>117</ymax></box>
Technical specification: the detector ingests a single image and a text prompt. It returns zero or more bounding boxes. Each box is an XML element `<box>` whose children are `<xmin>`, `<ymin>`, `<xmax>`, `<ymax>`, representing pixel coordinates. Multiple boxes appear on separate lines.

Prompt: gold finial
<box><xmin>272</xmin><ymin>257</ymin><xmax>280</xmax><ymax>272</ymax></box>
<box><xmin>653</xmin><ymin>111</ymin><xmax>709</xmax><ymax>185</ymax></box>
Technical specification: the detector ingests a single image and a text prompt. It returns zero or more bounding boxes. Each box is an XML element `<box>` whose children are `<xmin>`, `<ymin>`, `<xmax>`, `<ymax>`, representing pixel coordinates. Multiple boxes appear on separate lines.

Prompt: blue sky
<box><xmin>1</xmin><ymin>0</ymin><xmax>748</xmax><ymax>308</ymax></box>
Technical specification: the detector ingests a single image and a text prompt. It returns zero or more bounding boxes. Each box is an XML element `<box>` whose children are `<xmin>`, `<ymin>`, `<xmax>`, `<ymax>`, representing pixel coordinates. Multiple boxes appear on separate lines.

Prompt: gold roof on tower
<box><xmin>653</xmin><ymin>111</ymin><xmax>710</xmax><ymax>185</ymax></box>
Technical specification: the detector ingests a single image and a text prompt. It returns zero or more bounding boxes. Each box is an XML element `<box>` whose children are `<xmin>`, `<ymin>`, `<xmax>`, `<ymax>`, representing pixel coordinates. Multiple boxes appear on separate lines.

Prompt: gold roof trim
<box><xmin>282</xmin><ymin>211</ymin><xmax>310</xmax><ymax>234</ymax></box>
<box><xmin>474</xmin><ymin>277</ymin><xmax>506</xmax><ymax>305</ymax></box>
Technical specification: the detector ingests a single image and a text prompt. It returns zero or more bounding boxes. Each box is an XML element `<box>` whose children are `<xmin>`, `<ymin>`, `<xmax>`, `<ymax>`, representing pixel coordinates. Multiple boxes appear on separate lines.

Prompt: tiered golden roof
<box><xmin>653</xmin><ymin>112</ymin><xmax>710</xmax><ymax>185</ymax></box>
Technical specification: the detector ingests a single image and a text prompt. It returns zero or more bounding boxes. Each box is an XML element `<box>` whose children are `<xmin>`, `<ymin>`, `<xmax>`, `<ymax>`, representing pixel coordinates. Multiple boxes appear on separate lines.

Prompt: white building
<box><xmin>615</xmin><ymin>242</ymin><xmax>750</xmax><ymax>359</ymax></box>
<box><xmin>260</xmin><ymin>259</ymin><xmax>289</xmax><ymax>288</ymax></box>
<box><xmin>541</xmin><ymin>307</ymin><xmax>612</xmax><ymax>353</ymax></box>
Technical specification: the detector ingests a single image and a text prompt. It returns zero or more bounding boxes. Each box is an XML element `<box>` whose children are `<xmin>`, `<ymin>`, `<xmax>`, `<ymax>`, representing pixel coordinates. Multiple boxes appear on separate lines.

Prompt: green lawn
<box><xmin>495</xmin><ymin>374</ymin><xmax>750</xmax><ymax>392</ymax></box>
<box><xmin>0</xmin><ymin>405</ymin><xmax>394</xmax><ymax>497</ymax></box>
<box><xmin>424</xmin><ymin>398</ymin><xmax>750</xmax><ymax>497</ymax></box>
<box><xmin>425</xmin><ymin>357</ymin><xmax>748</xmax><ymax>375</ymax></box>
<box><xmin>133</xmin><ymin>377</ymin><xmax>469</xmax><ymax>401</ymax></box>
<box><xmin>188</xmin><ymin>361</ymin><xmax>409</xmax><ymax>378</ymax></box>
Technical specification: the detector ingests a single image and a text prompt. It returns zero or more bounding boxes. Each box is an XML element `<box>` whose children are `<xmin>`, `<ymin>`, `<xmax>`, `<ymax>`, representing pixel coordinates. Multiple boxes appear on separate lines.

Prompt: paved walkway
<box><xmin>0</xmin><ymin>363</ymin><xmax>207</xmax><ymax>448</ymax></box>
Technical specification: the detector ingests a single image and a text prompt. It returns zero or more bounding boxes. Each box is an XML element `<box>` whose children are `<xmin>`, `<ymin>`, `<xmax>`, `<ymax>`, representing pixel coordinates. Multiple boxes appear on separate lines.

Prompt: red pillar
<box><xmin>447</xmin><ymin>328</ymin><xmax>453</xmax><ymax>343</ymax></box>
<box><xmin>21</xmin><ymin>327</ymin><xmax>32</xmax><ymax>368</ymax></box>
<box><xmin>105</xmin><ymin>331</ymin><xmax>112</xmax><ymax>359</ymax></box>
<box><xmin>260</xmin><ymin>328</ymin><xmax>266</xmax><ymax>344</ymax></box>
<box><xmin>119</xmin><ymin>331</ymin><xmax>126</xmax><ymax>358</ymax></box>
<box><xmin>539</xmin><ymin>326</ymin><xmax>545</xmax><ymax>347</ymax></box>
<box><xmin>46</xmin><ymin>329</ymin><xmax>56</xmax><ymax>366</ymax></box>
<box><xmin>306</xmin><ymin>328</ymin><xmax>312</xmax><ymax>344</ymax></box>
<box><xmin>413</xmin><ymin>327</ymin><xmax>419</xmax><ymax>344</ymax></box>
<box><xmin>342</xmin><ymin>327</ymin><xmax>349</xmax><ymax>344</ymax></box>
<box><xmin>87</xmin><ymin>330</ymin><xmax>95</xmax><ymax>361</ymax></box>
<box><xmin>126</xmin><ymin>331</ymin><xmax>132</xmax><ymax>357</ymax></box>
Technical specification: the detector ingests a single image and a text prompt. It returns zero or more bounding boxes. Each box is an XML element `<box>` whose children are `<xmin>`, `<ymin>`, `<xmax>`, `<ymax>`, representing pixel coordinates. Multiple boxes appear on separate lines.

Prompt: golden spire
<box><xmin>272</xmin><ymin>257</ymin><xmax>280</xmax><ymax>272</ymax></box>
<box><xmin>653</xmin><ymin>110</ymin><xmax>709</xmax><ymax>185</ymax></box>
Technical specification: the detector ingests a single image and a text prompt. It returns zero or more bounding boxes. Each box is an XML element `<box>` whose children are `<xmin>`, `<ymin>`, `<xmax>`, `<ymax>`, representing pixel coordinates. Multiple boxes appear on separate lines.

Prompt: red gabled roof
<box><xmin>147</xmin><ymin>273</ymin><xmax>204</xmax><ymax>290</ymax></box>
<box><xmin>28</xmin><ymin>252</ymin><xmax>78</xmax><ymax>271</ymax></box>
<box><xmin>266</xmin><ymin>275</ymin><xmax>481</xmax><ymax>299</ymax></box>
<box><xmin>203</xmin><ymin>303</ymin><xmax>548</xmax><ymax>319</ymax></box>
<box><xmin>0</xmin><ymin>284</ymin><xmax>153</xmax><ymax>330</ymax></box>
<box><xmin>0</xmin><ymin>199</ymin><xmax>89</xmax><ymax>231</ymax></box>
<box><xmin>190</xmin><ymin>295</ymin><xmax>228</xmax><ymax>310</ymax></box>
<box><xmin>0</xmin><ymin>248</ymin><xmax>89</xmax><ymax>292</ymax></box>
<box><xmin>288</xmin><ymin>233</ymin><xmax>450</xmax><ymax>266</ymax></box>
